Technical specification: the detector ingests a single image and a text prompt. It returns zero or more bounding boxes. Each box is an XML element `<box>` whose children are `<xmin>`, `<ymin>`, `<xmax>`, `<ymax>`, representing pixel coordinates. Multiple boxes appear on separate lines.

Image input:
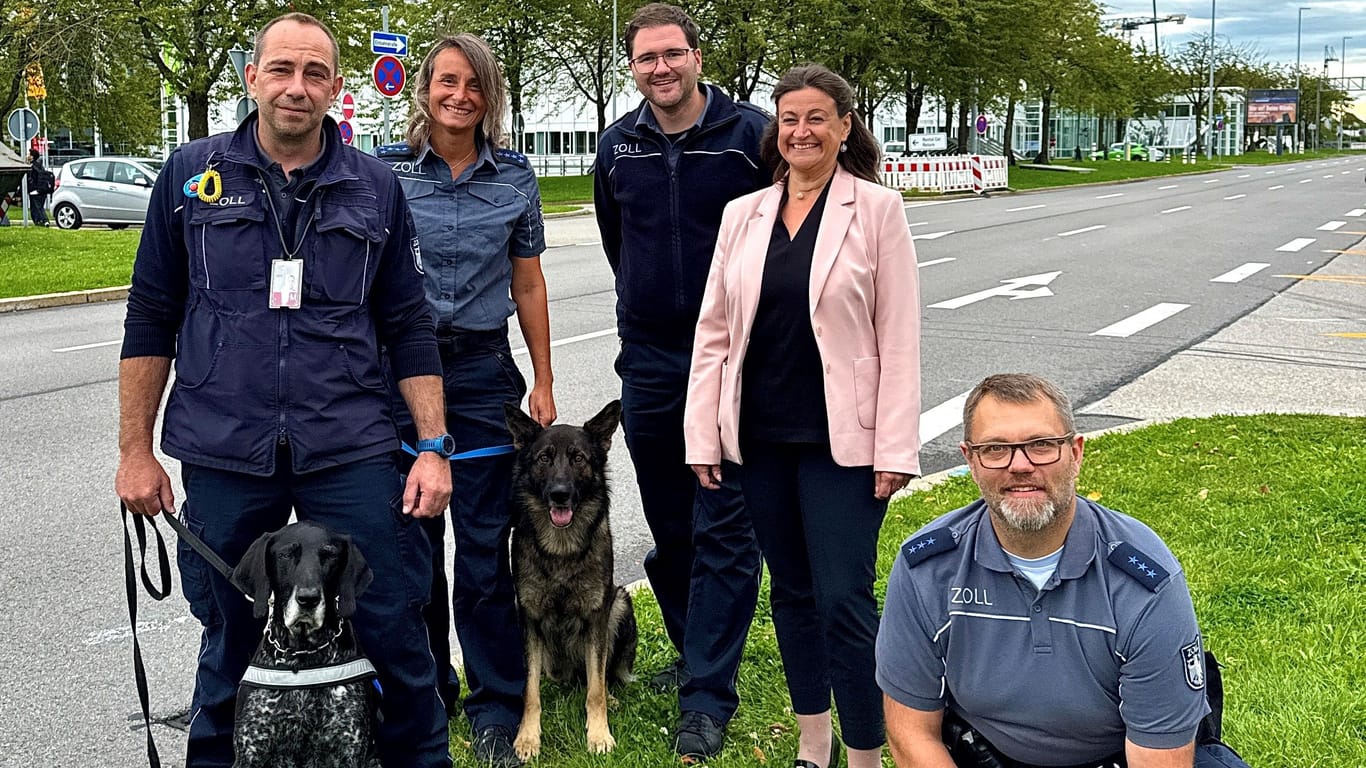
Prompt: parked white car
<box><xmin>50</xmin><ymin>156</ymin><xmax>163</xmax><ymax>230</ymax></box>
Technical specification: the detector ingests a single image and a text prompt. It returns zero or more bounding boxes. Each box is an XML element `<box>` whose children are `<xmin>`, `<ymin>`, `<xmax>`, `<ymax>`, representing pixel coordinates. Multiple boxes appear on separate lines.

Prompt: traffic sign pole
<box><xmin>382</xmin><ymin>6</ymin><xmax>390</xmax><ymax>144</ymax></box>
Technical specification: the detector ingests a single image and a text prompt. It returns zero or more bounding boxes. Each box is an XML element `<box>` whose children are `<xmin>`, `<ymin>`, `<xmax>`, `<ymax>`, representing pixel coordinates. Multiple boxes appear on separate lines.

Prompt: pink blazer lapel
<box><xmin>736</xmin><ymin>186</ymin><xmax>783</xmax><ymax>340</ymax></box>
<box><xmin>809</xmin><ymin>168</ymin><xmax>857</xmax><ymax>314</ymax></box>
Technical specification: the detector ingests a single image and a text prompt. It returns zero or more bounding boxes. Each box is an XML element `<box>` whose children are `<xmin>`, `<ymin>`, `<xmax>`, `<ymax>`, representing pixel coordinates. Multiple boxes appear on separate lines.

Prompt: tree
<box><xmin>544</xmin><ymin>0</ymin><xmax>622</xmax><ymax>135</ymax></box>
<box><xmin>1167</xmin><ymin>34</ymin><xmax>1265</xmax><ymax>156</ymax></box>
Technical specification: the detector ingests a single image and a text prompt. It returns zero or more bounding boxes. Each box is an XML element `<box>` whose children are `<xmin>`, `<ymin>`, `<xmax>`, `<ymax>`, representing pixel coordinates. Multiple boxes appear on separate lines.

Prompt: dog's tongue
<box><xmin>550</xmin><ymin>504</ymin><xmax>574</xmax><ymax>528</ymax></box>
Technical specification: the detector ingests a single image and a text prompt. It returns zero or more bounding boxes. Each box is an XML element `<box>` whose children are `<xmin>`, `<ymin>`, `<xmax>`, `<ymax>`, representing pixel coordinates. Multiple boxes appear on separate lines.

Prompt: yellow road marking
<box><xmin>1325</xmin><ymin>249</ymin><xmax>1366</xmax><ymax>255</ymax></box>
<box><xmin>1274</xmin><ymin>274</ymin><xmax>1366</xmax><ymax>285</ymax></box>
<box><xmin>1327</xmin><ymin>332</ymin><xmax>1366</xmax><ymax>339</ymax></box>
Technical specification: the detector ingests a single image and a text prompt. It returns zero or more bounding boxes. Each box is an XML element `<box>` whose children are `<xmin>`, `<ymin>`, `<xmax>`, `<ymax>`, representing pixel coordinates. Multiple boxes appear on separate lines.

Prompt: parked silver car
<box><xmin>51</xmin><ymin>156</ymin><xmax>163</xmax><ymax>230</ymax></box>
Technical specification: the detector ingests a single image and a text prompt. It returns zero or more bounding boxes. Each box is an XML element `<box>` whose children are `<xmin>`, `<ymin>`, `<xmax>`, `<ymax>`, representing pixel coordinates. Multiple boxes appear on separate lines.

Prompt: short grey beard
<box><xmin>995</xmin><ymin>497</ymin><xmax>1058</xmax><ymax>533</ymax></box>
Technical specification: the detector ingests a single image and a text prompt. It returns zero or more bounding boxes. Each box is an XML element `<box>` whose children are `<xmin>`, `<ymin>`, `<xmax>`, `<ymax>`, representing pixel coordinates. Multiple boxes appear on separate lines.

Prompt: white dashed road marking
<box><xmin>1223</xmin><ymin>194</ymin><xmax>1246</xmax><ymax>201</ymax></box>
<box><xmin>1161</xmin><ymin>206</ymin><xmax>1191</xmax><ymax>214</ymax></box>
<box><xmin>1210</xmin><ymin>263</ymin><xmax>1270</xmax><ymax>283</ymax></box>
<box><xmin>1276</xmin><ymin>238</ymin><xmax>1316</xmax><ymax>252</ymax></box>
<box><xmin>1347</xmin><ymin>209</ymin><xmax>1366</xmax><ymax>217</ymax></box>
<box><xmin>1095</xmin><ymin>193</ymin><xmax>1124</xmax><ymax>199</ymax></box>
<box><xmin>919</xmin><ymin>391</ymin><xmax>971</xmax><ymax>445</ymax></box>
<box><xmin>1158</xmin><ymin>184</ymin><xmax>1178</xmax><ymax>190</ymax></box>
<box><xmin>54</xmin><ymin>340</ymin><xmax>121</xmax><ymax>353</ymax></box>
<box><xmin>1007</xmin><ymin>204</ymin><xmax>1046</xmax><ymax>212</ymax></box>
<box><xmin>1203</xmin><ymin>179</ymin><xmax>1220</xmax><ymax>184</ymax></box>
<box><xmin>918</xmin><ymin>257</ymin><xmax>956</xmax><ymax>268</ymax></box>
<box><xmin>1058</xmin><ymin>225</ymin><xmax>1105</xmax><ymax>237</ymax></box>
<box><xmin>1318</xmin><ymin>221</ymin><xmax>1347</xmax><ymax>231</ymax></box>
<box><xmin>1091</xmin><ymin>303</ymin><xmax>1190</xmax><ymax>338</ymax></box>
<box><xmin>1268</xmin><ymin>185</ymin><xmax>1284</xmax><ymax>190</ymax></box>
<box><xmin>1237</xmin><ymin>174</ymin><xmax>1250</xmax><ymax>179</ymax></box>
<box><xmin>1299</xmin><ymin>179</ymin><xmax>1313</xmax><ymax>184</ymax></box>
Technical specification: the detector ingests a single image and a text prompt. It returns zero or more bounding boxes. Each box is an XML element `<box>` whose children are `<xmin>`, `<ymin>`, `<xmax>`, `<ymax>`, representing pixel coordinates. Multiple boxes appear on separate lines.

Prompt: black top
<box><xmin>740</xmin><ymin>180</ymin><xmax>832</xmax><ymax>443</ymax></box>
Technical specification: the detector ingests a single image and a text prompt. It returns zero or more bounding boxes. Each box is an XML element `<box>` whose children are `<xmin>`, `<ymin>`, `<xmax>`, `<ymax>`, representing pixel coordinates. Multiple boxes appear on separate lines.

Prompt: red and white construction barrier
<box><xmin>881</xmin><ymin>154</ymin><xmax>1008</xmax><ymax>194</ymax></box>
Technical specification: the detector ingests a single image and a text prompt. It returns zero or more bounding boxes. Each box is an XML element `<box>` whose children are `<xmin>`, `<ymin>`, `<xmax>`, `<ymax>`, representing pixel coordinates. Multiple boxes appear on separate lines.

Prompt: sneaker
<box><xmin>472</xmin><ymin>725</ymin><xmax>524</xmax><ymax>767</ymax></box>
<box><xmin>648</xmin><ymin>657</ymin><xmax>692</xmax><ymax>692</ymax></box>
<box><xmin>674</xmin><ymin>710</ymin><xmax>725</xmax><ymax>759</ymax></box>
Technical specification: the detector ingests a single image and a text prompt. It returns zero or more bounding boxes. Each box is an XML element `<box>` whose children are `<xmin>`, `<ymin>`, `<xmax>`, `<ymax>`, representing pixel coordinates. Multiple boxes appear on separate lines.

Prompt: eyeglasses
<box><xmin>629</xmin><ymin>48</ymin><xmax>695</xmax><ymax>73</ymax></box>
<box><xmin>965</xmin><ymin>434</ymin><xmax>1076</xmax><ymax>469</ymax></box>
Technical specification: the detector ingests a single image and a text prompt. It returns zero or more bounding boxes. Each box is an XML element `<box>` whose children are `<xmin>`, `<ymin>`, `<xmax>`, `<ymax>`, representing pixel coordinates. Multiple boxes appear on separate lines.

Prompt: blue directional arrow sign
<box><xmin>371</xmin><ymin>31</ymin><xmax>409</xmax><ymax>57</ymax></box>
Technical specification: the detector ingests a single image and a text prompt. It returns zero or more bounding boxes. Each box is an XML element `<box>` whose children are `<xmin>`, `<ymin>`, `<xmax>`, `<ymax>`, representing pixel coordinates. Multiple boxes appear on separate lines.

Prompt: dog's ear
<box><xmin>504</xmin><ymin>402</ymin><xmax>542</xmax><ymax>449</ymax></box>
<box><xmin>336</xmin><ymin>534</ymin><xmax>373</xmax><ymax>619</ymax></box>
<box><xmin>583</xmin><ymin>400</ymin><xmax>622</xmax><ymax>454</ymax></box>
<box><xmin>231</xmin><ymin>532</ymin><xmax>274</xmax><ymax>619</ymax></box>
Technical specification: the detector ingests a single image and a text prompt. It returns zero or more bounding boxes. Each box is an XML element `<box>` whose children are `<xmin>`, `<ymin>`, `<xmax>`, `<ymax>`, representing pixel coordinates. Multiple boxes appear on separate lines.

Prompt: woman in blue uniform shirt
<box><xmin>378</xmin><ymin>32</ymin><xmax>555</xmax><ymax>766</ymax></box>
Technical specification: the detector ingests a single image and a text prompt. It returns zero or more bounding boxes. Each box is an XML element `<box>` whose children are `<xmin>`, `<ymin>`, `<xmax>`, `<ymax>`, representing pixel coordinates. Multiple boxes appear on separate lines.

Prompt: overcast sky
<box><xmin>1103</xmin><ymin>1</ymin><xmax>1366</xmax><ymax>78</ymax></box>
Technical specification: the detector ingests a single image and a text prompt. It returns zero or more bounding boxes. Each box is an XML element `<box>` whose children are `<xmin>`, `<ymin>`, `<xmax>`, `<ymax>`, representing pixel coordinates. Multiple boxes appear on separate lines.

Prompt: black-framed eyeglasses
<box><xmin>628</xmin><ymin>48</ymin><xmax>695</xmax><ymax>73</ymax></box>
<box><xmin>965</xmin><ymin>433</ymin><xmax>1076</xmax><ymax>469</ymax></box>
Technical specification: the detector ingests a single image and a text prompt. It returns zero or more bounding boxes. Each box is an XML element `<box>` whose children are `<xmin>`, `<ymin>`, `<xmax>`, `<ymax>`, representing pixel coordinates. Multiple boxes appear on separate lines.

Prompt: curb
<box><xmin>0</xmin><ymin>285</ymin><xmax>130</xmax><ymax>314</ymax></box>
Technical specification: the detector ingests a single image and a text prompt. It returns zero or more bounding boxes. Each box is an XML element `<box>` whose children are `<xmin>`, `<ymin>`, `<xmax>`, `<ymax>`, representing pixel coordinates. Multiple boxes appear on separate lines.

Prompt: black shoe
<box><xmin>472</xmin><ymin>725</ymin><xmax>524</xmax><ymax>767</ymax></box>
<box><xmin>674</xmin><ymin>710</ymin><xmax>725</xmax><ymax>759</ymax></box>
<box><xmin>648</xmin><ymin>657</ymin><xmax>692</xmax><ymax>692</ymax></box>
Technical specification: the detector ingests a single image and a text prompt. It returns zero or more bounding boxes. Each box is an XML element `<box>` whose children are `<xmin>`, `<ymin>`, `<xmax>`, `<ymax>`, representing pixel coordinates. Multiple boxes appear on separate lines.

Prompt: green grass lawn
<box><xmin>446</xmin><ymin>414</ymin><xmax>1365</xmax><ymax>767</ymax></box>
<box><xmin>1008</xmin><ymin>149</ymin><xmax>1363</xmax><ymax>191</ymax></box>
<box><xmin>539</xmin><ymin>175</ymin><xmax>593</xmax><ymax>205</ymax></box>
<box><xmin>0</xmin><ymin>226</ymin><xmax>139</xmax><ymax>296</ymax></box>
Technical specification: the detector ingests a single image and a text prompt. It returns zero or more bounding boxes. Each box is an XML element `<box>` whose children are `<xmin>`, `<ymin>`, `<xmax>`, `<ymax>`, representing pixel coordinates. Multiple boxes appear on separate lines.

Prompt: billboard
<box><xmin>1246</xmin><ymin>89</ymin><xmax>1298</xmax><ymax>125</ymax></box>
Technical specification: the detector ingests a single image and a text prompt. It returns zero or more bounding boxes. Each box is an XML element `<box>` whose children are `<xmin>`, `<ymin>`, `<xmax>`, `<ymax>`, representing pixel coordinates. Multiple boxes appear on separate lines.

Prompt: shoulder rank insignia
<box><xmin>375</xmin><ymin>141</ymin><xmax>414</xmax><ymax>160</ymax></box>
<box><xmin>901</xmin><ymin>527</ymin><xmax>957</xmax><ymax>567</ymax></box>
<box><xmin>1106</xmin><ymin>542</ymin><xmax>1171</xmax><ymax>591</ymax></box>
<box><xmin>494</xmin><ymin>147</ymin><xmax>529</xmax><ymax>168</ymax></box>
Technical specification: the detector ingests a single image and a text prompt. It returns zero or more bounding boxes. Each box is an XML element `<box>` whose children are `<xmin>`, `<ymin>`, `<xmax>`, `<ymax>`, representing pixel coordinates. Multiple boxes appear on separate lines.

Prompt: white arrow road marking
<box><xmin>1319</xmin><ymin>221</ymin><xmax>1347</xmax><ymax>231</ymax></box>
<box><xmin>1096</xmin><ymin>193</ymin><xmax>1124</xmax><ymax>199</ymax></box>
<box><xmin>54</xmin><ymin>339</ymin><xmax>121</xmax><ymax>353</ymax></box>
<box><xmin>1210</xmin><ymin>263</ymin><xmax>1271</xmax><ymax>283</ymax></box>
<box><xmin>913</xmin><ymin>230</ymin><xmax>955</xmax><ymax>241</ymax></box>
<box><xmin>1346</xmin><ymin>209</ymin><xmax>1366</xmax><ymax>217</ymax></box>
<box><xmin>1276</xmin><ymin>238</ymin><xmax>1316</xmax><ymax>252</ymax></box>
<box><xmin>919</xmin><ymin>391</ymin><xmax>971</xmax><ymax>445</ymax></box>
<box><xmin>918</xmin><ymin>257</ymin><xmax>956</xmax><ymax>268</ymax></box>
<box><xmin>1007</xmin><ymin>204</ymin><xmax>1046</xmax><ymax>212</ymax></box>
<box><xmin>1158</xmin><ymin>184</ymin><xmax>1178</xmax><ymax>190</ymax></box>
<box><xmin>1161</xmin><ymin>206</ymin><xmax>1191</xmax><ymax>214</ymax></box>
<box><xmin>1223</xmin><ymin>194</ymin><xmax>1246</xmax><ymax>200</ymax></box>
<box><xmin>1268</xmin><ymin>185</ymin><xmax>1284</xmax><ymax>190</ymax></box>
<box><xmin>929</xmin><ymin>271</ymin><xmax>1062</xmax><ymax>310</ymax></box>
<box><xmin>1091</xmin><ymin>303</ymin><xmax>1190</xmax><ymax>338</ymax></box>
<box><xmin>1058</xmin><ymin>225</ymin><xmax>1105</xmax><ymax>237</ymax></box>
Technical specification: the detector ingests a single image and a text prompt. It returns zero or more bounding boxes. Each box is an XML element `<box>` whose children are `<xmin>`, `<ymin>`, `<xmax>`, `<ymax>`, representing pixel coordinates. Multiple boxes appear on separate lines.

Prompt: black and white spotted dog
<box><xmin>229</xmin><ymin>521</ymin><xmax>380</xmax><ymax>768</ymax></box>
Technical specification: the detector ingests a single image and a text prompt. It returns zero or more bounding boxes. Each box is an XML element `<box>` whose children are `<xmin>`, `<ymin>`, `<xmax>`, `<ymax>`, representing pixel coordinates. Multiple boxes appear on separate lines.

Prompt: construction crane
<box><xmin>1107</xmin><ymin>13</ymin><xmax>1187</xmax><ymax>50</ymax></box>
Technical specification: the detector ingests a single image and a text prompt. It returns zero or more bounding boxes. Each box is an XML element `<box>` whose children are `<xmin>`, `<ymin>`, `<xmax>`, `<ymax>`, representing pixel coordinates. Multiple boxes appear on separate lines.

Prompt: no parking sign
<box><xmin>372</xmin><ymin>55</ymin><xmax>406</xmax><ymax>99</ymax></box>
<box><xmin>338</xmin><ymin>120</ymin><xmax>355</xmax><ymax>146</ymax></box>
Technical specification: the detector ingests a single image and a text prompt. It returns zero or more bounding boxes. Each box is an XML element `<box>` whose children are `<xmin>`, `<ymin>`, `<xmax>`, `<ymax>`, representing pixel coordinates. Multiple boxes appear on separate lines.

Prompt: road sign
<box><xmin>235</xmin><ymin>97</ymin><xmax>257</xmax><ymax>125</ymax></box>
<box><xmin>370</xmin><ymin>31</ymin><xmax>409</xmax><ymax>57</ymax></box>
<box><xmin>7</xmin><ymin>108</ymin><xmax>39</xmax><ymax>143</ymax></box>
<box><xmin>1214</xmin><ymin>114</ymin><xmax>1225</xmax><ymax>132</ymax></box>
<box><xmin>338</xmin><ymin>120</ymin><xmax>355</xmax><ymax>146</ymax></box>
<box><xmin>975</xmin><ymin>114</ymin><xmax>989</xmax><ymax>135</ymax></box>
<box><xmin>229</xmin><ymin>46</ymin><xmax>252</xmax><ymax>95</ymax></box>
<box><xmin>372</xmin><ymin>55</ymin><xmax>406</xmax><ymax>99</ymax></box>
<box><xmin>929</xmin><ymin>271</ymin><xmax>1061</xmax><ymax>310</ymax></box>
<box><xmin>906</xmin><ymin>133</ymin><xmax>948</xmax><ymax>151</ymax></box>
<box><xmin>341</xmin><ymin>92</ymin><xmax>356</xmax><ymax>120</ymax></box>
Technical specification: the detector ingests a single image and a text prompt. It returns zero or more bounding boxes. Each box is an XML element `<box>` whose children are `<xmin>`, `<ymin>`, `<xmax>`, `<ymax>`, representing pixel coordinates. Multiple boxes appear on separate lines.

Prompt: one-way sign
<box><xmin>371</xmin><ymin>31</ymin><xmax>408</xmax><ymax>57</ymax></box>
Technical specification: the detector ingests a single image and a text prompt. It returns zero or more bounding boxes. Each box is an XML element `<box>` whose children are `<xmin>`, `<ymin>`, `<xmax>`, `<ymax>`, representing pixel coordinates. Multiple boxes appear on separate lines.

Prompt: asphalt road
<box><xmin>2</xmin><ymin>157</ymin><xmax>1362</xmax><ymax>766</ymax></box>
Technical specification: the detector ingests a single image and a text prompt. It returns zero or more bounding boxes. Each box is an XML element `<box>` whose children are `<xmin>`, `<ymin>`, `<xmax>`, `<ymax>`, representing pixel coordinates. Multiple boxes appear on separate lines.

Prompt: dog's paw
<box><xmin>514</xmin><ymin>728</ymin><xmax>542</xmax><ymax>761</ymax></box>
<box><xmin>586</xmin><ymin>728</ymin><xmax>616</xmax><ymax>754</ymax></box>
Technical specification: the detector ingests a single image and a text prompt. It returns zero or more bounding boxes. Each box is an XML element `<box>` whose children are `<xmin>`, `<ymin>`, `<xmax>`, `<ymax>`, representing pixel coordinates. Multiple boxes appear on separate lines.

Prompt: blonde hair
<box><xmin>405</xmin><ymin>33</ymin><xmax>508</xmax><ymax>150</ymax></box>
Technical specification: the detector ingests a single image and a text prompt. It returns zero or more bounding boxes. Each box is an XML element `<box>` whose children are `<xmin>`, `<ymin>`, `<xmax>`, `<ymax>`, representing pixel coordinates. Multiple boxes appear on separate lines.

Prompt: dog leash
<box><xmin>400</xmin><ymin>441</ymin><xmax>516</xmax><ymax>460</ymax></box>
<box><xmin>122</xmin><ymin>502</ymin><xmax>253</xmax><ymax>768</ymax></box>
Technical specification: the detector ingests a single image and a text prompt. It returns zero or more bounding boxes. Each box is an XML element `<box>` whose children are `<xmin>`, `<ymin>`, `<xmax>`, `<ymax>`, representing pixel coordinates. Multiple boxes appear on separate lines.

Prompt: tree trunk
<box><xmin>1003</xmin><ymin>90</ymin><xmax>1018</xmax><ymax>165</ymax></box>
<box><xmin>511</xmin><ymin>87</ymin><xmax>525</xmax><ymax>152</ymax></box>
<box><xmin>942</xmin><ymin>97</ymin><xmax>954</xmax><ymax>136</ymax></box>
<box><xmin>1034</xmin><ymin>89</ymin><xmax>1053</xmax><ymax>164</ymax></box>
<box><xmin>956</xmin><ymin>100</ymin><xmax>969</xmax><ymax>154</ymax></box>
<box><xmin>185</xmin><ymin>88</ymin><xmax>210</xmax><ymax>141</ymax></box>
<box><xmin>905</xmin><ymin>76</ymin><xmax>924</xmax><ymax>149</ymax></box>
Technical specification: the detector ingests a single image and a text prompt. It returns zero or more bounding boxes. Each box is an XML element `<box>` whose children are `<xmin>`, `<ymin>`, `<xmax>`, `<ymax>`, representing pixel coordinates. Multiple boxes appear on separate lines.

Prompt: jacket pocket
<box><xmin>307</xmin><ymin>194</ymin><xmax>383</xmax><ymax>305</ymax></box>
<box><xmin>188</xmin><ymin>200</ymin><xmax>267</xmax><ymax>290</ymax></box>
<box><xmin>853</xmin><ymin>356</ymin><xmax>881</xmax><ymax>430</ymax></box>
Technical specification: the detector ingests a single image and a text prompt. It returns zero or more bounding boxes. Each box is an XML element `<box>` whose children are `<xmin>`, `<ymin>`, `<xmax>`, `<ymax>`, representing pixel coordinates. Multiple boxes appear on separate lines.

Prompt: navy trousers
<box><xmin>738</xmin><ymin>440</ymin><xmax>889</xmax><ymax>750</ymax></box>
<box><xmin>397</xmin><ymin>332</ymin><xmax>528</xmax><ymax>731</ymax></box>
<box><xmin>178</xmin><ymin>450</ymin><xmax>449</xmax><ymax>768</ymax></box>
<box><xmin>616</xmin><ymin>339</ymin><xmax>761</xmax><ymax>723</ymax></box>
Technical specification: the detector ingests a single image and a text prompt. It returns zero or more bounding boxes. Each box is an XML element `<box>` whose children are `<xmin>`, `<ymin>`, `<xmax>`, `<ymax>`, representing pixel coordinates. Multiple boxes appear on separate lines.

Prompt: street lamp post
<box><xmin>1319</xmin><ymin>45</ymin><xmax>1338</xmax><ymax>151</ymax></box>
<box><xmin>1340</xmin><ymin>36</ymin><xmax>1351</xmax><ymax>150</ymax></box>
<box><xmin>1207</xmin><ymin>0</ymin><xmax>1217</xmax><ymax>160</ymax></box>
<box><xmin>1297</xmin><ymin>7</ymin><xmax>1309</xmax><ymax>153</ymax></box>
<box><xmin>611</xmin><ymin>0</ymin><xmax>619</xmax><ymax>122</ymax></box>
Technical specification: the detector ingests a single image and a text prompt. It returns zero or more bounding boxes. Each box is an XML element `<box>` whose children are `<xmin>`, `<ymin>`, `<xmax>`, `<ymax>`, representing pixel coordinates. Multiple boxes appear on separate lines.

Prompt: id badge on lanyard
<box><xmin>269</xmin><ymin>259</ymin><xmax>303</xmax><ymax>309</ymax></box>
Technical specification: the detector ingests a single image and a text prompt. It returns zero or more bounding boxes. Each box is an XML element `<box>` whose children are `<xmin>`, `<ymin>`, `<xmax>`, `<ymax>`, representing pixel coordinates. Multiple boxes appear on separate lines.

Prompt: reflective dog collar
<box><xmin>241</xmin><ymin>658</ymin><xmax>377</xmax><ymax>690</ymax></box>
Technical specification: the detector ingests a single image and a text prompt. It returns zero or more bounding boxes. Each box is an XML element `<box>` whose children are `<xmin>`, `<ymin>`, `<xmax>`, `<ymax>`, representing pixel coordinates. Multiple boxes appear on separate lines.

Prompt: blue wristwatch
<box><xmin>415</xmin><ymin>434</ymin><xmax>456</xmax><ymax>458</ymax></box>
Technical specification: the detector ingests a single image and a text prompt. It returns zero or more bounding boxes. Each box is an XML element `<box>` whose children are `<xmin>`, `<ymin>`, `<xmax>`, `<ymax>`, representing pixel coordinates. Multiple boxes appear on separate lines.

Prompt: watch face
<box><xmin>439</xmin><ymin>435</ymin><xmax>455</xmax><ymax>456</ymax></box>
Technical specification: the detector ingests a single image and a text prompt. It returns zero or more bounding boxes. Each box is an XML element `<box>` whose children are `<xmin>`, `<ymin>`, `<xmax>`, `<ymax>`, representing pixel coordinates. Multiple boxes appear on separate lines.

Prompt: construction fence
<box><xmin>880</xmin><ymin>154</ymin><xmax>1009</xmax><ymax>194</ymax></box>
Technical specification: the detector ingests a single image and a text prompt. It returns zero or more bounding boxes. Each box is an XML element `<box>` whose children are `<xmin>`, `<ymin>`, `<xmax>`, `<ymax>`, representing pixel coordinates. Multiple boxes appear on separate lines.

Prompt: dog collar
<box><xmin>241</xmin><ymin>658</ymin><xmax>377</xmax><ymax>690</ymax></box>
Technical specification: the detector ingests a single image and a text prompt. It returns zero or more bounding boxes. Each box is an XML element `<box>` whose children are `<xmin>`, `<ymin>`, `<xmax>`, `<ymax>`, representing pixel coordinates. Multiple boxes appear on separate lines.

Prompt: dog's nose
<box><xmin>548</xmin><ymin>488</ymin><xmax>572</xmax><ymax>505</ymax></box>
<box><xmin>294</xmin><ymin>588</ymin><xmax>322</xmax><ymax>610</ymax></box>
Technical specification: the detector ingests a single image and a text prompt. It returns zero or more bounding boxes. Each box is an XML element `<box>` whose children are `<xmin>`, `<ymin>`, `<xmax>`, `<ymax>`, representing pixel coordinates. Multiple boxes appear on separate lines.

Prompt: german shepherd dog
<box><xmin>504</xmin><ymin>400</ymin><xmax>638</xmax><ymax>759</ymax></box>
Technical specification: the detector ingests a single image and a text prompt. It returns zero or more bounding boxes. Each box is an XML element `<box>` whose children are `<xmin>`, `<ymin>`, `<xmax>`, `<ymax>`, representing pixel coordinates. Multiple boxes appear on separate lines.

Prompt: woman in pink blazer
<box><xmin>684</xmin><ymin>64</ymin><xmax>921</xmax><ymax>768</ymax></box>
